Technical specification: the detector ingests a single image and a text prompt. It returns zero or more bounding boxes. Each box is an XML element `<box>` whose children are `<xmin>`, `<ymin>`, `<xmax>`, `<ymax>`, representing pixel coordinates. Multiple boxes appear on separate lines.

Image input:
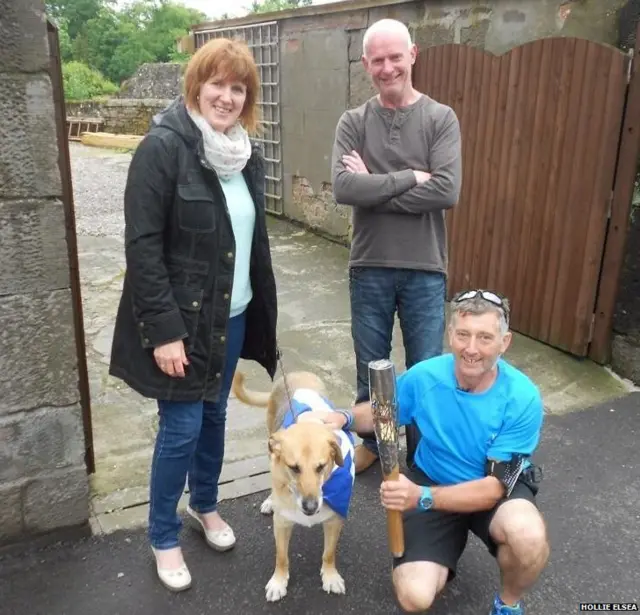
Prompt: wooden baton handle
<box><xmin>384</xmin><ymin>464</ymin><xmax>405</xmax><ymax>558</ymax></box>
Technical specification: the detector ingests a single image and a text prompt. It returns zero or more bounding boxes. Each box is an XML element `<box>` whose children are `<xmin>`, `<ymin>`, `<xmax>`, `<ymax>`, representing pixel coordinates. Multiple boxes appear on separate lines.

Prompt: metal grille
<box><xmin>195</xmin><ymin>22</ymin><xmax>283</xmax><ymax>215</ymax></box>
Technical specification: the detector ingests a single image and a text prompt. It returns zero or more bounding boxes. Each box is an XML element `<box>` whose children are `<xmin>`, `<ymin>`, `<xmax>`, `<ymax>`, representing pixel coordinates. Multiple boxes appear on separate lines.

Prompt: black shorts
<box><xmin>392</xmin><ymin>466</ymin><xmax>540</xmax><ymax>581</ymax></box>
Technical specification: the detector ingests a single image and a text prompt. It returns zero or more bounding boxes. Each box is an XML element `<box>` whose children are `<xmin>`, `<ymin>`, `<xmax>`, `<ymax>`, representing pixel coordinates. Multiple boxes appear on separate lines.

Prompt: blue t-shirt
<box><xmin>397</xmin><ymin>354</ymin><xmax>543</xmax><ymax>485</ymax></box>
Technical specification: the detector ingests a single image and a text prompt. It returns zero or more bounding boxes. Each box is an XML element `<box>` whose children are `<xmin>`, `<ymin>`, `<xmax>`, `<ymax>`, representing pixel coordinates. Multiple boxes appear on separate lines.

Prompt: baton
<box><xmin>368</xmin><ymin>359</ymin><xmax>405</xmax><ymax>558</ymax></box>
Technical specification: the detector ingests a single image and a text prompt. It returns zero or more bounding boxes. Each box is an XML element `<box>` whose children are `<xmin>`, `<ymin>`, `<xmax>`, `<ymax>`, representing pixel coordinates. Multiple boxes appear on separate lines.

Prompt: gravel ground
<box><xmin>69</xmin><ymin>142</ymin><xmax>133</xmax><ymax>238</ymax></box>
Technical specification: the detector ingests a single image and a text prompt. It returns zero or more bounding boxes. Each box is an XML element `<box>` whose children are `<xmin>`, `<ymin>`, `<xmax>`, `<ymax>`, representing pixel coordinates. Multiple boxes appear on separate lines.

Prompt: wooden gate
<box><xmin>414</xmin><ymin>35</ymin><xmax>640</xmax><ymax>361</ymax></box>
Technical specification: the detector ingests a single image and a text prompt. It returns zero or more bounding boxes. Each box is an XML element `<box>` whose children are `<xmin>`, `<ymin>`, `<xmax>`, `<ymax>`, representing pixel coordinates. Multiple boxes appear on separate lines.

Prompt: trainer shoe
<box><xmin>490</xmin><ymin>593</ymin><xmax>524</xmax><ymax>615</ymax></box>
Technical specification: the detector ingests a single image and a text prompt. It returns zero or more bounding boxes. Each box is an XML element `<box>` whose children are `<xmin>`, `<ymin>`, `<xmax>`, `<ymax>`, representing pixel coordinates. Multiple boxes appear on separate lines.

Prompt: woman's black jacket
<box><xmin>109</xmin><ymin>98</ymin><xmax>278</xmax><ymax>402</ymax></box>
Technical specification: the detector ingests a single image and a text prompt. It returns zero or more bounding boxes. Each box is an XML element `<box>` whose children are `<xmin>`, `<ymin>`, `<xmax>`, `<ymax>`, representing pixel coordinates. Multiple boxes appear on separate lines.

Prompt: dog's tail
<box><xmin>231</xmin><ymin>371</ymin><xmax>271</xmax><ymax>408</ymax></box>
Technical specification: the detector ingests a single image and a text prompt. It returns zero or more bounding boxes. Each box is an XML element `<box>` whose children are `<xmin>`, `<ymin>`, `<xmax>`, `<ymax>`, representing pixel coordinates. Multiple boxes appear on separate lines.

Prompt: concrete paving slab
<box><xmin>70</xmin><ymin>143</ymin><xmax>635</xmax><ymax>532</ymax></box>
<box><xmin>1</xmin><ymin>394</ymin><xmax>639</xmax><ymax>614</ymax></box>
<box><xmin>92</xmin><ymin>456</ymin><xmax>271</xmax><ymax>516</ymax></box>
<box><xmin>95</xmin><ymin>472</ymin><xmax>272</xmax><ymax>535</ymax></box>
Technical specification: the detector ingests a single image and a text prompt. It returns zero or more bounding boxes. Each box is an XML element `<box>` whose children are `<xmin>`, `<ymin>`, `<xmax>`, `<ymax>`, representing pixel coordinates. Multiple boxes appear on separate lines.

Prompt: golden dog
<box><xmin>231</xmin><ymin>370</ymin><xmax>355</xmax><ymax>602</ymax></box>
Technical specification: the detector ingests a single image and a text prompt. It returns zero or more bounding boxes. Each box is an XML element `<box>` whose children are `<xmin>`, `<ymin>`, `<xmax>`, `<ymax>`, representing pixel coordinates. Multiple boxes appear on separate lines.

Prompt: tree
<box><xmin>46</xmin><ymin>0</ymin><xmax>115</xmax><ymax>40</ymax></box>
<box><xmin>133</xmin><ymin>0</ymin><xmax>205</xmax><ymax>62</ymax></box>
<box><xmin>249</xmin><ymin>0</ymin><xmax>312</xmax><ymax>14</ymax></box>
<box><xmin>44</xmin><ymin>0</ymin><xmax>209</xmax><ymax>95</ymax></box>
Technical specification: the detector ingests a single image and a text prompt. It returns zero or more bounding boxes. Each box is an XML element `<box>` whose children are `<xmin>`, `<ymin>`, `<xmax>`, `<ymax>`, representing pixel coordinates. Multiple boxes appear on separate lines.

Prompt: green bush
<box><xmin>62</xmin><ymin>61</ymin><xmax>119</xmax><ymax>101</ymax></box>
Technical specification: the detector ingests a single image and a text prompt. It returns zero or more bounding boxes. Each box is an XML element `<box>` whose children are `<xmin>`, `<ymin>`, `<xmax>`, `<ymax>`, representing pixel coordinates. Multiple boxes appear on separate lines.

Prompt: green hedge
<box><xmin>62</xmin><ymin>61</ymin><xmax>119</xmax><ymax>101</ymax></box>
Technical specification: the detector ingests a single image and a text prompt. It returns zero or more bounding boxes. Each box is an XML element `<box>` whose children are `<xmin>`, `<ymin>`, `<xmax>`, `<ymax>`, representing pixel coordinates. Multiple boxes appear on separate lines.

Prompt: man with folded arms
<box><xmin>331</xmin><ymin>18</ymin><xmax>462</xmax><ymax>474</ymax></box>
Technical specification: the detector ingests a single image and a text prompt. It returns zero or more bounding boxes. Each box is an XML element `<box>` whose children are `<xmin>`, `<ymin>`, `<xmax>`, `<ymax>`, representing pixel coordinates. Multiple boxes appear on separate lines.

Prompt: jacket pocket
<box><xmin>177</xmin><ymin>183</ymin><xmax>216</xmax><ymax>233</ymax></box>
<box><xmin>173</xmin><ymin>286</ymin><xmax>204</xmax><ymax>353</ymax></box>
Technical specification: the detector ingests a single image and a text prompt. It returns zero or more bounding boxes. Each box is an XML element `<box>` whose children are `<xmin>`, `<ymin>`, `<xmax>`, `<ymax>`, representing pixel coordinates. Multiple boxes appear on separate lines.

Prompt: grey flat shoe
<box><xmin>187</xmin><ymin>506</ymin><xmax>236</xmax><ymax>552</ymax></box>
<box><xmin>151</xmin><ymin>547</ymin><xmax>192</xmax><ymax>592</ymax></box>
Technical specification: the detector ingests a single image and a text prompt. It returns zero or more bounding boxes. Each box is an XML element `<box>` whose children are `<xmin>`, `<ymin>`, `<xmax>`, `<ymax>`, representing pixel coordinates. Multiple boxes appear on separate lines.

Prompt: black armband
<box><xmin>485</xmin><ymin>455</ymin><xmax>527</xmax><ymax>496</ymax></box>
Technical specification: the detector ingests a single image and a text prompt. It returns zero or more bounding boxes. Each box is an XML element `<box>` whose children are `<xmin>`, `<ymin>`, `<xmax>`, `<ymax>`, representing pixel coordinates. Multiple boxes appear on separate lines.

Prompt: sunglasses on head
<box><xmin>453</xmin><ymin>289</ymin><xmax>509</xmax><ymax>318</ymax></box>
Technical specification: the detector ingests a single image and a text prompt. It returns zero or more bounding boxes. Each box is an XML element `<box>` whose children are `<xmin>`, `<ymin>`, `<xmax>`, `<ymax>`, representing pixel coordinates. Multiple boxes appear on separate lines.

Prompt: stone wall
<box><xmin>65</xmin><ymin>60</ymin><xmax>182</xmax><ymax>135</ymax></box>
<box><xmin>611</xmin><ymin>202</ymin><xmax>640</xmax><ymax>385</ymax></box>
<box><xmin>66</xmin><ymin>98</ymin><xmax>173</xmax><ymax>135</ymax></box>
<box><xmin>65</xmin><ymin>100</ymin><xmax>105</xmax><ymax>119</ymax></box>
<box><xmin>101</xmin><ymin>98</ymin><xmax>173</xmax><ymax>135</ymax></box>
<box><xmin>117</xmin><ymin>62</ymin><xmax>183</xmax><ymax>99</ymax></box>
<box><xmin>0</xmin><ymin>0</ymin><xmax>89</xmax><ymax>545</ymax></box>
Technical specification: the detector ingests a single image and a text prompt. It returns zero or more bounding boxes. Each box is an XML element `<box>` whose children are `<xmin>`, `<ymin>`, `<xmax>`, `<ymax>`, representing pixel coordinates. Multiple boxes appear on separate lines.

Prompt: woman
<box><xmin>109</xmin><ymin>38</ymin><xmax>278</xmax><ymax>591</ymax></box>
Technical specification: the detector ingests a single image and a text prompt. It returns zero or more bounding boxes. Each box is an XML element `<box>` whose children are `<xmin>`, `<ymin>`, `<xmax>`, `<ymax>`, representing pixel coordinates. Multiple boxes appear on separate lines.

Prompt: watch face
<box><xmin>420</xmin><ymin>491</ymin><xmax>432</xmax><ymax>510</ymax></box>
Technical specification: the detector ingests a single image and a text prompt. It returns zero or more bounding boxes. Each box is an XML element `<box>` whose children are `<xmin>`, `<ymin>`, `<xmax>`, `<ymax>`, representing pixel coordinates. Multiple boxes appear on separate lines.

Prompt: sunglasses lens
<box><xmin>481</xmin><ymin>291</ymin><xmax>502</xmax><ymax>306</ymax></box>
<box><xmin>456</xmin><ymin>290</ymin><xmax>477</xmax><ymax>302</ymax></box>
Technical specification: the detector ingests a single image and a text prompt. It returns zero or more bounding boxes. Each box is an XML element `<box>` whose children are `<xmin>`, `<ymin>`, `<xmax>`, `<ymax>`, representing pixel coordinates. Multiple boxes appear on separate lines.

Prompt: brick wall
<box><xmin>0</xmin><ymin>0</ymin><xmax>89</xmax><ymax>545</ymax></box>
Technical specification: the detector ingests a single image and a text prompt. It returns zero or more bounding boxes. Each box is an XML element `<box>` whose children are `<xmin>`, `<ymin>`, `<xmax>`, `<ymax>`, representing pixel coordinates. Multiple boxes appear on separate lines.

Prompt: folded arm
<box><xmin>331</xmin><ymin>111</ymin><xmax>417</xmax><ymax>208</ymax></box>
<box><xmin>124</xmin><ymin>135</ymin><xmax>186</xmax><ymax>349</ymax></box>
<box><xmin>375</xmin><ymin>108</ymin><xmax>462</xmax><ymax>215</ymax></box>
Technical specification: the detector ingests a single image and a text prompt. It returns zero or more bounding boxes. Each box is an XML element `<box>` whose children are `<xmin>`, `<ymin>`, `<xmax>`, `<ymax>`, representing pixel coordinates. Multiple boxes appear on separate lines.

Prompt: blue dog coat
<box><xmin>280</xmin><ymin>388</ymin><xmax>356</xmax><ymax>518</ymax></box>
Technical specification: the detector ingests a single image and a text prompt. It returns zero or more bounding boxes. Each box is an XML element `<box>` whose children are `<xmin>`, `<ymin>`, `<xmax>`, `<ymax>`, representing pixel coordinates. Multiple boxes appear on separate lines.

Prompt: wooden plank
<box><xmin>571</xmin><ymin>46</ymin><xmax>627</xmax><ymax>354</ymax></box>
<box><xmin>507</xmin><ymin>40</ymin><xmax>538</xmax><ymax>332</ymax></box>
<box><xmin>80</xmin><ymin>132</ymin><xmax>143</xmax><ymax>149</ymax></box>
<box><xmin>528</xmin><ymin>38</ymin><xmax>575</xmax><ymax>340</ymax></box>
<box><xmin>516</xmin><ymin>38</ymin><xmax>555</xmax><ymax>334</ymax></box>
<box><xmin>590</xmin><ymin>23</ymin><xmax>640</xmax><ymax>363</ymax></box>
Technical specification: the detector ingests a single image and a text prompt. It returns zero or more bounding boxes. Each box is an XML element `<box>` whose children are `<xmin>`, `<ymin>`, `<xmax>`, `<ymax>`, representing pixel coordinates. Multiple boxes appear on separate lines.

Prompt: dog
<box><xmin>231</xmin><ymin>370</ymin><xmax>356</xmax><ymax>602</ymax></box>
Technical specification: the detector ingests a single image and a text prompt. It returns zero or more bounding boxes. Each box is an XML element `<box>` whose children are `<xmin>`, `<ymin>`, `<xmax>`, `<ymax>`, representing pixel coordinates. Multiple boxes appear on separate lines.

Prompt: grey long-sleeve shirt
<box><xmin>331</xmin><ymin>94</ymin><xmax>462</xmax><ymax>273</ymax></box>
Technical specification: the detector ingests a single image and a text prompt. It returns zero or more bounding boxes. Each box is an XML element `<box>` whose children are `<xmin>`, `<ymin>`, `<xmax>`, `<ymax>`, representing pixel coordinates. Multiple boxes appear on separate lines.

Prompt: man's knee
<box><xmin>394</xmin><ymin>578</ymin><xmax>436</xmax><ymax>613</ymax></box>
<box><xmin>392</xmin><ymin>562</ymin><xmax>446</xmax><ymax>613</ymax></box>
<box><xmin>493</xmin><ymin>502</ymin><xmax>550</xmax><ymax>565</ymax></box>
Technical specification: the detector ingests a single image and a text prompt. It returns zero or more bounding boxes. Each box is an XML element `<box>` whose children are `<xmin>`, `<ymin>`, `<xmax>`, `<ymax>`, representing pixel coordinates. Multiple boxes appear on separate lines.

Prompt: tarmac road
<box><xmin>1</xmin><ymin>394</ymin><xmax>639</xmax><ymax>615</ymax></box>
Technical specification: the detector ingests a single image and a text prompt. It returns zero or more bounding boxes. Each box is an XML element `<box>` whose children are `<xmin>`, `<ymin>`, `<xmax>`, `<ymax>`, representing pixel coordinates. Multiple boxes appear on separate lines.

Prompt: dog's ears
<box><xmin>329</xmin><ymin>435</ymin><xmax>344</xmax><ymax>467</ymax></box>
<box><xmin>268</xmin><ymin>433</ymin><xmax>282</xmax><ymax>457</ymax></box>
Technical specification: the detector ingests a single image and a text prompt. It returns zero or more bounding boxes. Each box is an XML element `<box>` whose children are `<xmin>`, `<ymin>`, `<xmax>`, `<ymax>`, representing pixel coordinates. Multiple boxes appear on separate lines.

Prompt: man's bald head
<box><xmin>361</xmin><ymin>18</ymin><xmax>417</xmax><ymax>106</ymax></box>
<box><xmin>362</xmin><ymin>18</ymin><xmax>413</xmax><ymax>58</ymax></box>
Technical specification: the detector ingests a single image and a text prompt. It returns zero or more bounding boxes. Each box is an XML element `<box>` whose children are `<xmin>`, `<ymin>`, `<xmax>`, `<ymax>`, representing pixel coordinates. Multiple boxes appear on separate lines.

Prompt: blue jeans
<box><xmin>349</xmin><ymin>267</ymin><xmax>446</xmax><ymax>457</ymax></box>
<box><xmin>148</xmin><ymin>311</ymin><xmax>246</xmax><ymax>550</ymax></box>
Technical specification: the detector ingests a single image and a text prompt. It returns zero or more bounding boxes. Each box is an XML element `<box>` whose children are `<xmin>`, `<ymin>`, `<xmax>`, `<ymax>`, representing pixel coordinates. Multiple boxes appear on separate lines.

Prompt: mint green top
<box><xmin>220</xmin><ymin>172</ymin><xmax>255</xmax><ymax>317</ymax></box>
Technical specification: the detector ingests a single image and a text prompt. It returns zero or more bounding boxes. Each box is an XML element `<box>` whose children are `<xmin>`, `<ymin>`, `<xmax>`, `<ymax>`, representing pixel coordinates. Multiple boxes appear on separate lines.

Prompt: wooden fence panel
<box><xmin>414</xmin><ymin>39</ymin><xmax>629</xmax><ymax>356</ymax></box>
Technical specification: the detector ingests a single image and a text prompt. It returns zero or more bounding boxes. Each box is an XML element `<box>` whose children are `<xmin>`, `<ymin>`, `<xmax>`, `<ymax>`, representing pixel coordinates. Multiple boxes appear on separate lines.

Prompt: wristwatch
<box><xmin>418</xmin><ymin>486</ymin><xmax>433</xmax><ymax>511</ymax></box>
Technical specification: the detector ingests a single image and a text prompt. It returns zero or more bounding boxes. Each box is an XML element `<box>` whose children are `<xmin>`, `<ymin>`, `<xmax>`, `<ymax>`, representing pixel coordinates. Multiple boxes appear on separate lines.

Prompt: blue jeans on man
<box><xmin>148</xmin><ymin>311</ymin><xmax>246</xmax><ymax>550</ymax></box>
<box><xmin>349</xmin><ymin>266</ymin><xmax>445</xmax><ymax>470</ymax></box>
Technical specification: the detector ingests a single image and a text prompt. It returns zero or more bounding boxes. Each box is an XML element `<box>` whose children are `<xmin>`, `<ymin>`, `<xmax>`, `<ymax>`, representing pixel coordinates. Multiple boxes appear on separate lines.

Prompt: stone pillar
<box><xmin>0</xmin><ymin>0</ymin><xmax>90</xmax><ymax>546</ymax></box>
<box><xmin>611</xmin><ymin>204</ymin><xmax>640</xmax><ymax>385</ymax></box>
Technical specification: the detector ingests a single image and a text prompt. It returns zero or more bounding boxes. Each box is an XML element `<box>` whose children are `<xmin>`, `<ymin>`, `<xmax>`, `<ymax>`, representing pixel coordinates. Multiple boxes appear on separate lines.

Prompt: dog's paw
<box><xmin>260</xmin><ymin>495</ymin><xmax>274</xmax><ymax>515</ymax></box>
<box><xmin>321</xmin><ymin>567</ymin><xmax>346</xmax><ymax>595</ymax></box>
<box><xmin>265</xmin><ymin>574</ymin><xmax>288</xmax><ymax>602</ymax></box>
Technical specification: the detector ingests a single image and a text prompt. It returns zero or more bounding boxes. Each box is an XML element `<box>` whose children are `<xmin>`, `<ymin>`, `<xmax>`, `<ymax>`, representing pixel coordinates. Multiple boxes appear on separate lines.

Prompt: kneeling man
<box><xmin>325</xmin><ymin>290</ymin><xmax>549</xmax><ymax>614</ymax></box>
